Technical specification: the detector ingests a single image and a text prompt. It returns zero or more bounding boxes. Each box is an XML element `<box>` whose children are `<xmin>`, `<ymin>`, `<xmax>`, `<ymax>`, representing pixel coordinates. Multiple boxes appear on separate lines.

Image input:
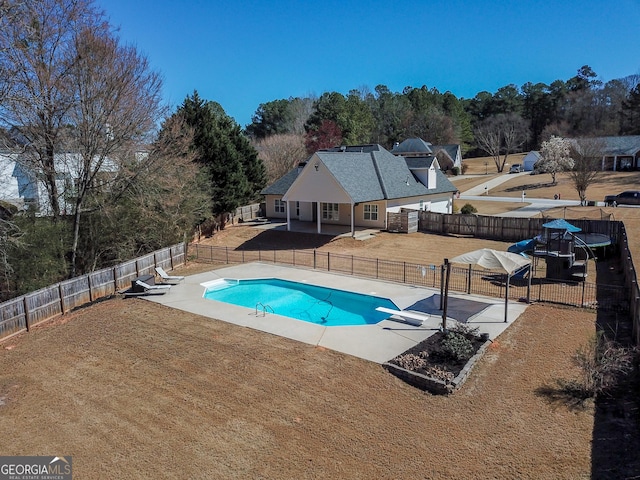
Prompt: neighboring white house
<box><xmin>261</xmin><ymin>141</ymin><xmax>458</xmax><ymax>236</ymax></box>
<box><xmin>0</xmin><ymin>151</ymin><xmax>38</xmax><ymax>211</ymax></box>
<box><xmin>0</xmin><ymin>150</ymin><xmax>122</xmax><ymax>214</ymax></box>
<box><xmin>522</xmin><ymin>151</ymin><xmax>541</xmax><ymax>172</ymax></box>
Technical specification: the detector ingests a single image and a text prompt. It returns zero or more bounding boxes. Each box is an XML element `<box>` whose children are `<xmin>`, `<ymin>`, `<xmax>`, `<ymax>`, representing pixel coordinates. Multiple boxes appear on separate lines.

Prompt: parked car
<box><xmin>603</xmin><ymin>190</ymin><xmax>640</xmax><ymax>207</ymax></box>
<box><xmin>509</xmin><ymin>164</ymin><xmax>522</xmax><ymax>174</ymax></box>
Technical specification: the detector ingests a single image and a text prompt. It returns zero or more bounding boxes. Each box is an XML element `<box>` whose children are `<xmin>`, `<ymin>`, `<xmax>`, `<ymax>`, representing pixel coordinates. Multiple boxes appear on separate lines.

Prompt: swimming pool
<box><xmin>202</xmin><ymin>278</ymin><xmax>398</xmax><ymax>326</ymax></box>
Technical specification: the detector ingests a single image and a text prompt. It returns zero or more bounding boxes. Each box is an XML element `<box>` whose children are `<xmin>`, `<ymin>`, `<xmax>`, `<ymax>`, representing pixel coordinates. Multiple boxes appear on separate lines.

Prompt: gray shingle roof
<box><xmin>592</xmin><ymin>136</ymin><xmax>640</xmax><ymax>156</ymax></box>
<box><xmin>391</xmin><ymin>138</ymin><xmax>433</xmax><ymax>155</ymax></box>
<box><xmin>404</xmin><ymin>156</ymin><xmax>438</xmax><ymax>169</ymax></box>
<box><xmin>431</xmin><ymin>144</ymin><xmax>459</xmax><ymax>159</ymax></box>
<box><xmin>263</xmin><ymin>143</ymin><xmax>458</xmax><ymax>202</ymax></box>
<box><xmin>260</xmin><ymin>168</ymin><xmax>300</xmax><ymax>195</ymax></box>
<box><xmin>317</xmin><ymin>147</ymin><xmax>457</xmax><ymax>203</ymax></box>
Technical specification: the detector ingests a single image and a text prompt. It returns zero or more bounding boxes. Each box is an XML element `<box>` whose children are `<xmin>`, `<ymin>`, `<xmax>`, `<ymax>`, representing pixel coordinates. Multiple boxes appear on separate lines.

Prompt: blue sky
<box><xmin>100</xmin><ymin>0</ymin><xmax>640</xmax><ymax>127</ymax></box>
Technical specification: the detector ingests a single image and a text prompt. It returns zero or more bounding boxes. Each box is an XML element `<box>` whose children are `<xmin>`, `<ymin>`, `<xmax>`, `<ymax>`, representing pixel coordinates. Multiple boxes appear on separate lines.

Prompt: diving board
<box><xmin>375</xmin><ymin>307</ymin><xmax>430</xmax><ymax>326</ymax></box>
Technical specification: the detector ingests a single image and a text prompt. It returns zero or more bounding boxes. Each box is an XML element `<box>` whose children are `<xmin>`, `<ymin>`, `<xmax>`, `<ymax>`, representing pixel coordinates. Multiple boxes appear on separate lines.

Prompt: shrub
<box><xmin>449</xmin><ymin>323</ymin><xmax>480</xmax><ymax>337</ymax></box>
<box><xmin>572</xmin><ymin>331</ymin><xmax>636</xmax><ymax>397</ymax></box>
<box><xmin>461</xmin><ymin>162</ymin><xmax>468</xmax><ymax>174</ymax></box>
<box><xmin>451</xmin><ymin>166</ymin><xmax>460</xmax><ymax>176</ymax></box>
<box><xmin>460</xmin><ymin>203</ymin><xmax>477</xmax><ymax>215</ymax></box>
<box><xmin>441</xmin><ymin>331</ymin><xmax>475</xmax><ymax>362</ymax></box>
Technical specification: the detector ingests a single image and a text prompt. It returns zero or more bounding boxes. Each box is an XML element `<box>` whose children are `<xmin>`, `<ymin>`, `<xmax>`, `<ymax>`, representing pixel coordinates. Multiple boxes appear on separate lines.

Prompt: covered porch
<box><xmin>254</xmin><ymin>218</ymin><xmax>381</xmax><ymax>240</ymax></box>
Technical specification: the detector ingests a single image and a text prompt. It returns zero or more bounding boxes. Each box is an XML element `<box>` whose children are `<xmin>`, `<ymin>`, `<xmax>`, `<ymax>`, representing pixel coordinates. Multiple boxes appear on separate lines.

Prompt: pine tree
<box><xmin>622</xmin><ymin>84</ymin><xmax>640</xmax><ymax>135</ymax></box>
<box><xmin>177</xmin><ymin>92</ymin><xmax>265</xmax><ymax>228</ymax></box>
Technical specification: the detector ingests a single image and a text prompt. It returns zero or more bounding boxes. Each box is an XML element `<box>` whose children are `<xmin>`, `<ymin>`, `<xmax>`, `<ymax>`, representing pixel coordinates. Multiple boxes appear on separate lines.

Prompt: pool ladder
<box><xmin>255</xmin><ymin>302</ymin><xmax>274</xmax><ymax>317</ymax></box>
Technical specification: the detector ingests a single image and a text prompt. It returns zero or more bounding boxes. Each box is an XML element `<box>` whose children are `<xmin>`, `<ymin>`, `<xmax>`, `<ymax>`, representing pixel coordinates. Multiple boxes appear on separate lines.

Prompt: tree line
<box><xmin>249</xmin><ymin>66</ymin><xmax>640</xmax><ymax>176</ymax></box>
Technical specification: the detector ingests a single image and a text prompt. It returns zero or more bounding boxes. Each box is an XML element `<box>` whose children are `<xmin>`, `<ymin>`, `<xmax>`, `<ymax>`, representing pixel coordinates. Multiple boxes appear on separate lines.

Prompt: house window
<box><xmin>363</xmin><ymin>204</ymin><xmax>378</xmax><ymax>221</ymax></box>
<box><xmin>322</xmin><ymin>202</ymin><xmax>339</xmax><ymax>221</ymax></box>
<box><xmin>274</xmin><ymin>199</ymin><xmax>286</xmax><ymax>213</ymax></box>
<box><xmin>296</xmin><ymin>201</ymin><xmax>300</xmax><ymax>217</ymax></box>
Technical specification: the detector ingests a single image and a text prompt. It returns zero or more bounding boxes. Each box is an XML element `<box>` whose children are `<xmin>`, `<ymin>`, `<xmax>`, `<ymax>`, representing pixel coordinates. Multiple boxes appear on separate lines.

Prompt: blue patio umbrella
<box><xmin>542</xmin><ymin>219</ymin><xmax>581</xmax><ymax>232</ymax></box>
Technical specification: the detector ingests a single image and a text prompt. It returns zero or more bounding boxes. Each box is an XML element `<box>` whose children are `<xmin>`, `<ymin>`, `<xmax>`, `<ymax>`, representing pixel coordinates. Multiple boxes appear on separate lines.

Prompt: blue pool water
<box><xmin>203</xmin><ymin>278</ymin><xmax>398</xmax><ymax>326</ymax></box>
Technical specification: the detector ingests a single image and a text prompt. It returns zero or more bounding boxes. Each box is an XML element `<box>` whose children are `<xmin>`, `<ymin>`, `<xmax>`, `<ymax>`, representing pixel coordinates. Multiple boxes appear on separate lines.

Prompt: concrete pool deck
<box><xmin>139</xmin><ymin>263</ymin><xmax>529</xmax><ymax>364</ymax></box>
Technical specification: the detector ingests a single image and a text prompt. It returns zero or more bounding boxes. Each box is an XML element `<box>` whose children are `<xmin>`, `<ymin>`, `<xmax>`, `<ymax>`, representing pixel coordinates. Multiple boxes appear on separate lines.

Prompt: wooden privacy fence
<box><xmin>0</xmin><ymin>243</ymin><xmax>186</xmax><ymax>342</ymax></box>
<box><xmin>418</xmin><ymin>211</ymin><xmax>621</xmax><ymax>244</ymax></box>
<box><xmin>188</xmin><ymin>243</ymin><xmax>626</xmax><ymax>313</ymax></box>
<box><xmin>234</xmin><ymin>203</ymin><xmax>261</xmax><ymax>222</ymax></box>
<box><xmin>387</xmin><ymin>209</ymin><xmax>418</xmax><ymax>233</ymax></box>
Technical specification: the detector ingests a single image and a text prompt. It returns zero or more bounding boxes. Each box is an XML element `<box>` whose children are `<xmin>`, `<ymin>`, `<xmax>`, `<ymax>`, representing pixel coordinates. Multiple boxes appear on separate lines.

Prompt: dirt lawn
<box><xmin>0</xmin><ymin>226</ymin><xmax>601</xmax><ymax>479</ymax></box>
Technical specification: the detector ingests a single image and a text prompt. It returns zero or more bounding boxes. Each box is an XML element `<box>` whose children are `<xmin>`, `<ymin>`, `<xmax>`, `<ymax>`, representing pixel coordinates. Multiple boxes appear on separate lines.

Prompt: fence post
<box><xmin>467</xmin><ymin>264</ymin><xmax>472</xmax><ymax>294</ymax></box>
<box><xmin>376</xmin><ymin>258</ymin><xmax>379</xmax><ymax>279</ymax></box>
<box><xmin>313</xmin><ymin>250</ymin><xmax>316</xmax><ymax>269</ymax></box>
<box><xmin>59</xmin><ymin>284</ymin><xmax>66</xmax><ymax>315</ymax></box>
<box><xmin>440</xmin><ymin>264</ymin><xmax>445</xmax><ymax>309</ymax></box>
<box><xmin>581</xmin><ymin>279</ymin><xmax>586</xmax><ymax>307</ymax></box>
<box><xmin>226</xmin><ymin>246</ymin><xmax>229</xmax><ymax>264</ymax></box>
<box><xmin>23</xmin><ymin>296</ymin><xmax>30</xmax><ymax>332</ymax></box>
<box><xmin>403</xmin><ymin>262</ymin><xmax>406</xmax><ymax>283</ymax></box>
<box><xmin>273</xmin><ymin>250</ymin><xmax>276</xmax><ymax>264</ymax></box>
<box><xmin>87</xmin><ymin>274</ymin><xmax>94</xmax><ymax>302</ymax></box>
<box><xmin>351</xmin><ymin>255</ymin><xmax>354</xmax><ymax>275</ymax></box>
<box><xmin>328</xmin><ymin>252</ymin><xmax>330</xmax><ymax>272</ymax></box>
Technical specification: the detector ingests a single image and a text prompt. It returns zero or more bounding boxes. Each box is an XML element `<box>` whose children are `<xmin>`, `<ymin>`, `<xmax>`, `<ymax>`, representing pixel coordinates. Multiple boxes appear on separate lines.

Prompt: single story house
<box><xmin>593</xmin><ymin>136</ymin><xmax>640</xmax><ymax>171</ymax></box>
<box><xmin>522</xmin><ymin>151</ymin><xmax>541</xmax><ymax>172</ymax></box>
<box><xmin>261</xmin><ymin>141</ymin><xmax>458</xmax><ymax>236</ymax></box>
<box><xmin>566</xmin><ymin>135</ymin><xmax>640</xmax><ymax>171</ymax></box>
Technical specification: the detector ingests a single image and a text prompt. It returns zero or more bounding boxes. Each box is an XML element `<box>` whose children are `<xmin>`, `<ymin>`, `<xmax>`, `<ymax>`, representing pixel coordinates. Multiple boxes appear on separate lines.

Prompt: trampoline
<box><xmin>573</xmin><ymin>232</ymin><xmax>612</xmax><ymax>248</ymax></box>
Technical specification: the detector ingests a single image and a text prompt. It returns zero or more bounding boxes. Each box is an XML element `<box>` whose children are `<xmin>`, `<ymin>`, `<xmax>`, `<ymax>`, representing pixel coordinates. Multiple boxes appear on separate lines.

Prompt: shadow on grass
<box><xmin>502</xmin><ymin>181</ymin><xmax>555</xmax><ymax>193</ymax></box>
<box><xmin>235</xmin><ymin>229</ymin><xmax>334</xmax><ymax>251</ymax></box>
<box><xmin>534</xmin><ymin>380</ymin><xmax>593</xmax><ymax>412</ymax></box>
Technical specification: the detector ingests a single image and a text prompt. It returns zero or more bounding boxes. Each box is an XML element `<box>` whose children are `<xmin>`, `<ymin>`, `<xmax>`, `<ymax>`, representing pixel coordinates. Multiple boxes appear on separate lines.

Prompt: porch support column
<box><xmin>286</xmin><ymin>200</ymin><xmax>291</xmax><ymax>231</ymax></box>
<box><xmin>351</xmin><ymin>202</ymin><xmax>355</xmax><ymax>238</ymax></box>
<box><xmin>317</xmin><ymin>202</ymin><xmax>322</xmax><ymax>234</ymax></box>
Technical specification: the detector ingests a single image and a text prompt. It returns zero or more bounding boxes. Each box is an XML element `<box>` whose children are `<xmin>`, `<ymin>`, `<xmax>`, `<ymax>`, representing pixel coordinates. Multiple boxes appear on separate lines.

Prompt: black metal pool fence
<box><xmin>187</xmin><ymin>244</ymin><xmax>627</xmax><ymax>313</ymax></box>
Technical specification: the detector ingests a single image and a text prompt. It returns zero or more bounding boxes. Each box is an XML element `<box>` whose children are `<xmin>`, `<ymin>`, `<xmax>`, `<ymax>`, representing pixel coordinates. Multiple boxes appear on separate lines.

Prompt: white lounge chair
<box><xmin>136</xmin><ymin>280</ymin><xmax>172</xmax><ymax>291</ymax></box>
<box><xmin>155</xmin><ymin>266</ymin><xmax>185</xmax><ymax>283</ymax></box>
<box><xmin>375</xmin><ymin>306</ymin><xmax>430</xmax><ymax>326</ymax></box>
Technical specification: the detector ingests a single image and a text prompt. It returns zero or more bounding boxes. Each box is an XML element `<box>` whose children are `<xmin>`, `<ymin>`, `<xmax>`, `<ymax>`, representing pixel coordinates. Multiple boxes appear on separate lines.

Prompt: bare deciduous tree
<box><xmin>66</xmin><ymin>22</ymin><xmax>164</xmax><ymax>275</ymax></box>
<box><xmin>475</xmin><ymin>113</ymin><xmax>528</xmax><ymax>172</ymax></box>
<box><xmin>254</xmin><ymin>133</ymin><xmax>306</xmax><ymax>183</ymax></box>
<box><xmin>0</xmin><ymin>0</ymin><xmax>166</xmax><ymax>276</ymax></box>
<box><xmin>79</xmin><ymin>115</ymin><xmax>210</xmax><ymax>269</ymax></box>
<box><xmin>568</xmin><ymin>137</ymin><xmax>604</xmax><ymax>206</ymax></box>
<box><xmin>474</xmin><ymin>117</ymin><xmax>502</xmax><ymax>171</ymax></box>
<box><xmin>0</xmin><ymin>0</ymin><xmax>96</xmax><ymax>217</ymax></box>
